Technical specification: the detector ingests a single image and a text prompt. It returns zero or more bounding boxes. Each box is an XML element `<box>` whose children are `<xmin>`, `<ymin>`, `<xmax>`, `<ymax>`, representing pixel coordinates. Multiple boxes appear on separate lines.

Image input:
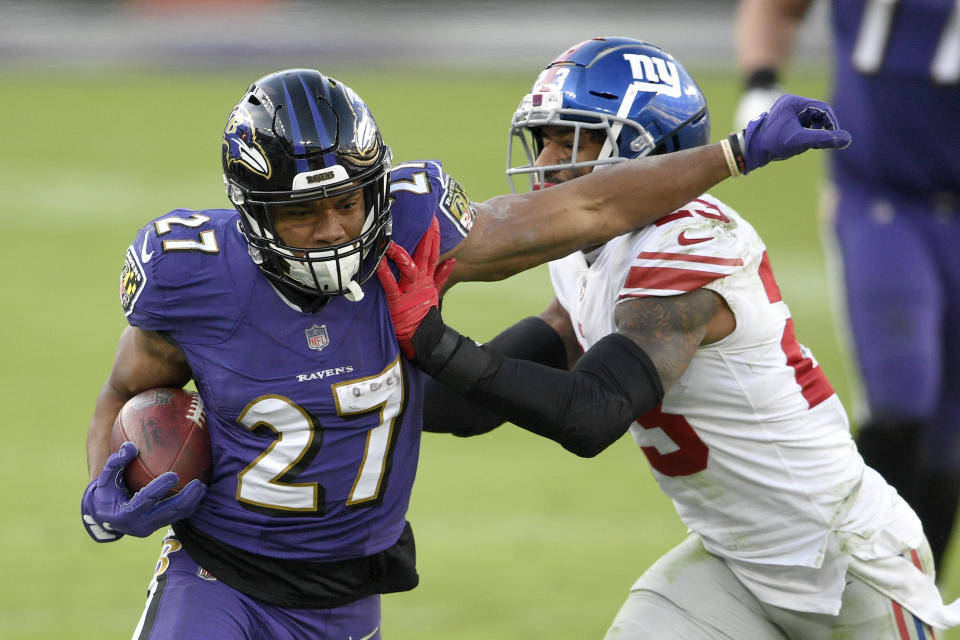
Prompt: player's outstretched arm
<box><xmin>446</xmin><ymin>94</ymin><xmax>849</xmax><ymax>286</ymax></box>
<box><xmin>82</xmin><ymin>326</ymin><xmax>200</xmax><ymax>543</ymax></box>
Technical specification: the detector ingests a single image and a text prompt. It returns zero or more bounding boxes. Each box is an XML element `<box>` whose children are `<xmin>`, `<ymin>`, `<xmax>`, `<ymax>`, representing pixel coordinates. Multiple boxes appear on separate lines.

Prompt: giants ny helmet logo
<box><xmin>623</xmin><ymin>54</ymin><xmax>682</xmax><ymax>98</ymax></box>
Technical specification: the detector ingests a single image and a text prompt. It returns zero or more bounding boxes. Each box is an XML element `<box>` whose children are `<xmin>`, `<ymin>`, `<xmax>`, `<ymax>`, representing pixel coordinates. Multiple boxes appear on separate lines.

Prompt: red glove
<box><xmin>376</xmin><ymin>217</ymin><xmax>456</xmax><ymax>358</ymax></box>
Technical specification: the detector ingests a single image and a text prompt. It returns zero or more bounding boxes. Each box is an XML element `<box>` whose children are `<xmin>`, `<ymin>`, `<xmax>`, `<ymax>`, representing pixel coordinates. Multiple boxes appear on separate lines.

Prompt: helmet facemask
<box><xmin>227</xmin><ymin>159</ymin><xmax>392</xmax><ymax>303</ymax></box>
<box><xmin>506</xmin><ymin>96</ymin><xmax>656</xmax><ymax>193</ymax></box>
<box><xmin>279</xmin><ymin>208</ymin><xmax>375</xmax><ymax>300</ymax></box>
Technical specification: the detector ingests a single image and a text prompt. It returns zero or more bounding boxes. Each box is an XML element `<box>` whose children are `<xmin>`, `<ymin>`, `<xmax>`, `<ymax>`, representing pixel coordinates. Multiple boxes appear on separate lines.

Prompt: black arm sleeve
<box><xmin>414</xmin><ymin>314</ymin><xmax>663</xmax><ymax>457</ymax></box>
<box><xmin>423</xmin><ymin>316</ymin><xmax>568</xmax><ymax>436</ymax></box>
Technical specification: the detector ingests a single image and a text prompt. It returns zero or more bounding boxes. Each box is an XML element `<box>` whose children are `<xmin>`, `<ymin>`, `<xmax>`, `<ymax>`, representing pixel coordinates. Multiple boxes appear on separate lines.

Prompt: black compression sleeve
<box><xmin>423</xmin><ymin>317</ymin><xmax>568</xmax><ymax>436</ymax></box>
<box><xmin>488</xmin><ymin>316</ymin><xmax>568</xmax><ymax>370</ymax></box>
<box><xmin>473</xmin><ymin>333</ymin><xmax>663</xmax><ymax>456</ymax></box>
<box><xmin>421</xmin><ymin>326</ymin><xmax>664</xmax><ymax>456</ymax></box>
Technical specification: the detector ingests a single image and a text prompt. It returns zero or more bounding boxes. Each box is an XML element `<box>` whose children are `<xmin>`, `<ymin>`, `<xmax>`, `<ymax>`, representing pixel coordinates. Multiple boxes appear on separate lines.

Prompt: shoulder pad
<box><xmin>121</xmin><ymin>209</ymin><xmax>247</xmax><ymax>341</ymax></box>
<box><xmin>389</xmin><ymin>160</ymin><xmax>473</xmax><ymax>255</ymax></box>
<box><xmin>620</xmin><ymin>198</ymin><xmax>748</xmax><ymax>298</ymax></box>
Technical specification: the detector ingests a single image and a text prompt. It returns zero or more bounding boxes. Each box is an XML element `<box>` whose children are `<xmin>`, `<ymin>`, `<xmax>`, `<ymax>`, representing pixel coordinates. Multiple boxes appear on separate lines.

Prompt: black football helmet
<box><xmin>222</xmin><ymin>69</ymin><xmax>392</xmax><ymax>302</ymax></box>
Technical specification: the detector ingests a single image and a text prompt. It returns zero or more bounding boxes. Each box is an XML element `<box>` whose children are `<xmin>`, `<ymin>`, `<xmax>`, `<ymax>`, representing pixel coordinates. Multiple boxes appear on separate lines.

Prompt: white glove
<box><xmin>734</xmin><ymin>85</ymin><xmax>785</xmax><ymax>130</ymax></box>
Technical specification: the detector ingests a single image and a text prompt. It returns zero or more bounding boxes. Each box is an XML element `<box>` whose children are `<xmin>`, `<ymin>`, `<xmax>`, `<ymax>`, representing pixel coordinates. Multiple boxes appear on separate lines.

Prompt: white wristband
<box><xmin>720</xmin><ymin>138</ymin><xmax>741</xmax><ymax>178</ymax></box>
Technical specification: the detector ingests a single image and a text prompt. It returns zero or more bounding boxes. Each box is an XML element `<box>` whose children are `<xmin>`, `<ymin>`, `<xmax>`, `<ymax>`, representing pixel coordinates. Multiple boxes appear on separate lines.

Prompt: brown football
<box><xmin>110</xmin><ymin>387</ymin><xmax>211</xmax><ymax>496</ymax></box>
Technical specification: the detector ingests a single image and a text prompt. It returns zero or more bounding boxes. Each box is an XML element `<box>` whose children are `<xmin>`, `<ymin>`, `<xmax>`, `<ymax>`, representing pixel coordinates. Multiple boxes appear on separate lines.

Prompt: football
<box><xmin>110</xmin><ymin>387</ymin><xmax>212</xmax><ymax>496</ymax></box>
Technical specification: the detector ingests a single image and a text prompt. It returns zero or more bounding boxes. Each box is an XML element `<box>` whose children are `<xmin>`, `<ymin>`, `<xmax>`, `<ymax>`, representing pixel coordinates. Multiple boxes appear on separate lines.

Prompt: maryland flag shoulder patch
<box><xmin>120</xmin><ymin>245</ymin><xmax>147</xmax><ymax>316</ymax></box>
<box><xmin>439</xmin><ymin>175</ymin><xmax>476</xmax><ymax>236</ymax></box>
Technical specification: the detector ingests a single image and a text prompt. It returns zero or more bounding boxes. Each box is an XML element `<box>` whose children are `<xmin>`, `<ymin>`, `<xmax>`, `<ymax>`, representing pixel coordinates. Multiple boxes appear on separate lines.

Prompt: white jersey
<box><xmin>550</xmin><ymin>195</ymin><xmax>959</xmax><ymax>624</ymax></box>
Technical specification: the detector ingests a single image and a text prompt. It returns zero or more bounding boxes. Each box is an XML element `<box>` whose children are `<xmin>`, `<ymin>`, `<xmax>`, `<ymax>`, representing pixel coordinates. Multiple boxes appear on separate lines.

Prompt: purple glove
<box><xmin>736</xmin><ymin>94</ymin><xmax>852</xmax><ymax>174</ymax></box>
<box><xmin>81</xmin><ymin>441</ymin><xmax>207</xmax><ymax>542</ymax></box>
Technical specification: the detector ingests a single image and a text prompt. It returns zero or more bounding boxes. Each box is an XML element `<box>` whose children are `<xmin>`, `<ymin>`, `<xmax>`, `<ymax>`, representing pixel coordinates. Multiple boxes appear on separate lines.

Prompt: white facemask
<box><xmin>285</xmin><ymin>248</ymin><xmax>364</xmax><ymax>301</ymax></box>
<box><xmin>280</xmin><ymin>209</ymin><xmax>375</xmax><ymax>303</ymax></box>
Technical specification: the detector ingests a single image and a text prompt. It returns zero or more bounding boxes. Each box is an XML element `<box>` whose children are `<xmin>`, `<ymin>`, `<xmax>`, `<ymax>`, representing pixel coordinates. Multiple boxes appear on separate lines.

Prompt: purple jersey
<box><xmin>829</xmin><ymin>0</ymin><xmax>960</xmax><ymax>195</ymax></box>
<box><xmin>121</xmin><ymin>161</ymin><xmax>471</xmax><ymax>566</ymax></box>
<box><xmin>823</xmin><ymin>0</ymin><xmax>960</xmax><ymax>431</ymax></box>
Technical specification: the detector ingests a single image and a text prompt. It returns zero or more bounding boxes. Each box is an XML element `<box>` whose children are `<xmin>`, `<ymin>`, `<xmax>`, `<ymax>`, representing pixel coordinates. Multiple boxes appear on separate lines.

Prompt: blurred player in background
<box><xmin>78</xmin><ymin>67</ymin><xmax>840</xmax><ymax>638</ymax></box>
<box><xmin>380</xmin><ymin>37</ymin><xmax>960</xmax><ymax>637</ymax></box>
<box><xmin>734</xmin><ymin>0</ymin><xmax>960</xmax><ymax>572</ymax></box>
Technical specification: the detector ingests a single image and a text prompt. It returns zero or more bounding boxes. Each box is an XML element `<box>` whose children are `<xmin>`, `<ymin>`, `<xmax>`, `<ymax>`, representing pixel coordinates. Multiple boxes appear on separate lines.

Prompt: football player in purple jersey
<box><xmin>735</xmin><ymin>0</ymin><xmax>960</xmax><ymax>572</ymax></box>
<box><xmin>80</xmin><ymin>67</ymin><xmax>847</xmax><ymax>638</ymax></box>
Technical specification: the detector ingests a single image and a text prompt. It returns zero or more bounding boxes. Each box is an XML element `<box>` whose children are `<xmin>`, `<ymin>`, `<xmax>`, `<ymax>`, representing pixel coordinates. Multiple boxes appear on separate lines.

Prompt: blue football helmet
<box><xmin>507</xmin><ymin>37</ymin><xmax>710</xmax><ymax>192</ymax></box>
<box><xmin>222</xmin><ymin>69</ymin><xmax>392</xmax><ymax>302</ymax></box>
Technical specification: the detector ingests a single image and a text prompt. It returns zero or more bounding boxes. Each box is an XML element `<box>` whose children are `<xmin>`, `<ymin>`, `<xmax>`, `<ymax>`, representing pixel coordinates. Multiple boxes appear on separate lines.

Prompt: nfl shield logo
<box><xmin>305</xmin><ymin>324</ymin><xmax>329</xmax><ymax>351</ymax></box>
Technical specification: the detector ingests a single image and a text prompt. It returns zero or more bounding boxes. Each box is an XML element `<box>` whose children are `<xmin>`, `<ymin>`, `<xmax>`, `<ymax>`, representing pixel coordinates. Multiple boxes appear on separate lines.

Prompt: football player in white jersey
<box><xmin>377</xmin><ymin>38</ymin><xmax>960</xmax><ymax>638</ymax></box>
<box><xmin>733</xmin><ymin>0</ymin><xmax>960</xmax><ymax>574</ymax></box>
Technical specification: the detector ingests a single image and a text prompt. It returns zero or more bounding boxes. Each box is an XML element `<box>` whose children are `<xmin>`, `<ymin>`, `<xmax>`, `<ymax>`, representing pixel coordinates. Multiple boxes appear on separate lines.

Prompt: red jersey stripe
<box><xmin>892</xmin><ymin>600</ymin><xmax>912</xmax><ymax>639</ymax></box>
<box><xmin>907</xmin><ymin>549</ymin><xmax>937</xmax><ymax>639</ymax></box>
<box><xmin>655</xmin><ymin>210</ymin><xmax>693</xmax><ymax>226</ymax></box>
<box><xmin>623</xmin><ymin>266</ymin><xmax>726</xmax><ymax>293</ymax></box>
<box><xmin>910</xmin><ymin>548</ymin><xmax>924</xmax><ymax>571</ymax></box>
<box><xmin>692</xmin><ymin>198</ymin><xmax>731</xmax><ymax>222</ymax></box>
<box><xmin>780</xmin><ymin>319</ymin><xmax>834</xmax><ymax>408</ymax></box>
<box><xmin>758</xmin><ymin>252</ymin><xmax>783</xmax><ymax>303</ymax></box>
<box><xmin>637</xmin><ymin>251</ymin><xmax>743</xmax><ymax>267</ymax></box>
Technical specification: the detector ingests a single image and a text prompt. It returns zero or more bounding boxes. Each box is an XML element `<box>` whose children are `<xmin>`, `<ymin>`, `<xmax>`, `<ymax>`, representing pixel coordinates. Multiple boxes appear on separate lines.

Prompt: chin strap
<box><xmin>344</xmin><ymin>280</ymin><xmax>364</xmax><ymax>302</ymax></box>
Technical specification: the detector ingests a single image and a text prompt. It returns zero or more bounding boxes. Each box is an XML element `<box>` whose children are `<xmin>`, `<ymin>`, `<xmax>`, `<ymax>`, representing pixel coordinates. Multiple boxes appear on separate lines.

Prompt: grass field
<box><xmin>4</xmin><ymin>65</ymin><xmax>958</xmax><ymax>638</ymax></box>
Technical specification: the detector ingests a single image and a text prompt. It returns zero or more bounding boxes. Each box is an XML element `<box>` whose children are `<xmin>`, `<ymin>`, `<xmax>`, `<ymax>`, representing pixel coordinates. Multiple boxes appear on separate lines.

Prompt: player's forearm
<box><xmin>578</xmin><ymin>144</ymin><xmax>731</xmax><ymax>244</ymax></box>
<box><xmin>87</xmin><ymin>327</ymin><xmax>192</xmax><ymax>478</ymax></box>
<box><xmin>735</xmin><ymin>0</ymin><xmax>811</xmax><ymax>73</ymax></box>
<box><xmin>449</xmin><ymin>144</ymin><xmax>731</xmax><ymax>283</ymax></box>
<box><xmin>86</xmin><ymin>381</ymin><xmax>131</xmax><ymax>479</ymax></box>
<box><xmin>451</xmin><ymin>93</ymin><xmax>849</xmax><ymax>284</ymax></box>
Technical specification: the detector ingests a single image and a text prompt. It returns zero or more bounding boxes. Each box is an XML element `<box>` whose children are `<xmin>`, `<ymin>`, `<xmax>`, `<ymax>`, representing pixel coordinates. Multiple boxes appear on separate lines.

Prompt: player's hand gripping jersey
<box><xmin>549</xmin><ymin>195</ymin><xmax>958</xmax><ymax>623</ymax></box>
<box><xmin>119</xmin><ymin>161</ymin><xmax>472</xmax><ymax>607</ymax></box>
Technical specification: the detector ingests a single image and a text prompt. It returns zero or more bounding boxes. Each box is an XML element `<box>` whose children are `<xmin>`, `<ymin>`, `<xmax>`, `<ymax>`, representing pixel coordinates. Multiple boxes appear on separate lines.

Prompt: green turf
<box><xmin>4</xmin><ymin>66</ymin><xmax>958</xmax><ymax>638</ymax></box>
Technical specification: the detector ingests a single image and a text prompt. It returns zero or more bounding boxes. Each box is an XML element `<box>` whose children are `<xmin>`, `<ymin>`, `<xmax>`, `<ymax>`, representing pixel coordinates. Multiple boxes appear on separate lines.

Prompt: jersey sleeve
<box><xmin>388</xmin><ymin>160</ymin><xmax>475</xmax><ymax>255</ymax></box>
<box><xmin>616</xmin><ymin>197</ymin><xmax>748</xmax><ymax>301</ymax></box>
<box><xmin>120</xmin><ymin>209</ymin><xmax>246</xmax><ymax>344</ymax></box>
